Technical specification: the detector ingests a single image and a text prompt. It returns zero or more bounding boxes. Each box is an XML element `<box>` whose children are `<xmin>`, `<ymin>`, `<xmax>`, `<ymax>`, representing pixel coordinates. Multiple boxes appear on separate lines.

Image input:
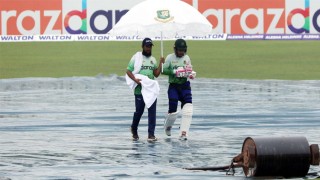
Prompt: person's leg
<box><xmin>180</xmin><ymin>81</ymin><xmax>192</xmax><ymax>108</ymax></box>
<box><xmin>164</xmin><ymin>84</ymin><xmax>180</xmax><ymax>136</ymax></box>
<box><xmin>131</xmin><ymin>95</ymin><xmax>145</xmax><ymax>139</ymax></box>
<box><xmin>147</xmin><ymin>99</ymin><xmax>157</xmax><ymax>136</ymax></box>
<box><xmin>180</xmin><ymin>81</ymin><xmax>193</xmax><ymax>140</ymax></box>
<box><xmin>147</xmin><ymin>99</ymin><xmax>157</xmax><ymax>141</ymax></box>
<box><xmin>168</xmin><ymin>84</ymin><xmax>179</xmax><ymax>113</ymax></box>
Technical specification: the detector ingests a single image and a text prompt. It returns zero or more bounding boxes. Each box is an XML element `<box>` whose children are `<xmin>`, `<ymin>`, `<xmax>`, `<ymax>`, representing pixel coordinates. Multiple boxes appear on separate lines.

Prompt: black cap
<box><xmin>174</xmin><ymin>39</ymin><xmax>187</xmax><ymax>50</ymax></box>
<box><xmin>142</xmin><ymin>38</ymin><xmax>153</xmax><ymax>46</ymax></box>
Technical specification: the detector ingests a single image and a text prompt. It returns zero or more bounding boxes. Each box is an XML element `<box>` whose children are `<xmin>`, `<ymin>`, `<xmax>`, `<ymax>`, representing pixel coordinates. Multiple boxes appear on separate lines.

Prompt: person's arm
<box><xmin>185</xmin><ymin>56</ymin><xmax>193</xmax><ymax>72</ymax></box>
<box><xmin>186</xmin><ymin>56</ymin><xmax>196</xmax><ymax>79</ymax></box>
<box><xmin>162</xmin><ymin>56</ymin><xmax>173</xmax><ymax>75</ymax></box>
<box><xmin>126</xmin><ymin>69</ymin><xmax>141</xmax><ymax>85</ymax></box>
<box><xmin>153</xmin><ymin>57</ymin><xmax>164</xmax><ymax>77</ymax></box>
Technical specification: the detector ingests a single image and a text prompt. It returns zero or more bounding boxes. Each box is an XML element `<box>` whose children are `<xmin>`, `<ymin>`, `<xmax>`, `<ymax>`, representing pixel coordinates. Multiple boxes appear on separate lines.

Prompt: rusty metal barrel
<box><xmin>241</xmin><ymin>136</ymin><xmax>319</xmax><ymax>178</ymax></box>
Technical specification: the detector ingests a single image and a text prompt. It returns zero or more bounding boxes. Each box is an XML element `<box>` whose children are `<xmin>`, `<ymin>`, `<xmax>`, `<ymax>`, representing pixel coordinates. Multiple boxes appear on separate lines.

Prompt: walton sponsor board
<box><xmin>0</xmin><ymin>34</ymin><xmax>227</xmax><ymax>42</ymax></box>
<box><xmin>0</xmin><ymin>0</ymin><xmax>320</xmax><ymax>35</ymax></box>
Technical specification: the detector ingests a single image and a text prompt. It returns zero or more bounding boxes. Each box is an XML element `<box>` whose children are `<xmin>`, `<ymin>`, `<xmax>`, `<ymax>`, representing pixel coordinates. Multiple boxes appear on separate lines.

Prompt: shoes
<box><xmin>147</xmin><ymin>135</ymin><xmax>158</xmax><ymax>142</ymax></box>
<box><xmin>165</xmin><ymin>126</ymin><xmax>172</xmax><ymax>136</ymax></box>
<box><xmin>179</xmin><ymin>131</ymin><xmax>187</xmax><ymax>141</ymax></box>
<box><xmin>130</xmin><ymin>127</ymin><xmax>139</xmax><ymax>141</ymax></box>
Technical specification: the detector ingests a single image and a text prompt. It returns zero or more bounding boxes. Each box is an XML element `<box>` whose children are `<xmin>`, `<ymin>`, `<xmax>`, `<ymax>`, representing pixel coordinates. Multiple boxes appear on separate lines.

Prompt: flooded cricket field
<box><xmin>0</xmin><ymin>75</ymin><xmax>319</xmax><ymax>179</ymax></box>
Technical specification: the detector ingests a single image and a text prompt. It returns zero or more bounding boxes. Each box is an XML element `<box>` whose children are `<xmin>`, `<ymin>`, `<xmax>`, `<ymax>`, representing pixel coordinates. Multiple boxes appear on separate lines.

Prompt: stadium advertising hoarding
<box><xmin>186</xmin><ymin>0</ymin><xmax>320</xmax><ymax>34</ymax></box>
<box><xmin>0</xmin><ymin>0</ymin><xmax>142</xmax><ymax>36</ymax></box>
<box><xmin>0</xmin><ymin>0</ymin><xmax>320</xmax><ymax>42</ymax></box>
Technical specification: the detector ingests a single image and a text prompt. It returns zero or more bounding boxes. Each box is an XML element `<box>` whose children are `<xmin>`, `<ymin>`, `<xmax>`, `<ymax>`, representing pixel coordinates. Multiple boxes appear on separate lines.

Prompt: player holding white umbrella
<box><xmin>126</xmin><ymin>38</ymin><xmax>165</xmax><ymax>142</ymax></box>
<box><xmin>111</xmin><ymin>0</ymin><xmax>211</xmax><ymax>140</ymax></box>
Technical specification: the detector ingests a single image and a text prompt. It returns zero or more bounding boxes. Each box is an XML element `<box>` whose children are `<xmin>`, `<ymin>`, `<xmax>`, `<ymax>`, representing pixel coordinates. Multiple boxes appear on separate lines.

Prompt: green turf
<box><xmin>0</xmin><ymin>40</ymin><xmax>319</xmax><ymax>80</ymax></box>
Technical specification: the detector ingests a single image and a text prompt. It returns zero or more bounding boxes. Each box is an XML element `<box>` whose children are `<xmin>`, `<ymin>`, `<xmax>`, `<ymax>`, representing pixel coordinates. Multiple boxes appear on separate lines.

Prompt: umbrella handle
<box><xmin>161</xmin><ymin>42</ymin><xmax>164</xmax><ymax>73</ymax></box>
<box><xmin>161</xmin><ymin>31</ymin><xmax>163</xmax><ymax>73</ymax></box>
<box><xmin>161</xmin><ymin>32</ymin><xmax>163</xmax><ymax>57</ymax></box>
<box><xmin>161</xmin><ymin>63</ymin><xmax>163</xmax><ymax>73</ymax></box>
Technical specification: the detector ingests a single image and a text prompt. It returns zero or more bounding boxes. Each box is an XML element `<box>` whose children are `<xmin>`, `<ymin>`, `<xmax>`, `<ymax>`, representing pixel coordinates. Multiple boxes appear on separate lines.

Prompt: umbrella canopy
<box><xmin>110</xmin><ymin>0</ymin><xmax>212</xmax><ymax>56</ymax></box>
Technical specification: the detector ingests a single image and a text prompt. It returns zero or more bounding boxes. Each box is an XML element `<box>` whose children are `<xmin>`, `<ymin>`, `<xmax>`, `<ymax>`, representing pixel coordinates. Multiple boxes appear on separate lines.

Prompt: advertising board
<box><xmin>1</xmin><ymin>0</ymin><xmax>319</xmax><ymax>41</ymax></box>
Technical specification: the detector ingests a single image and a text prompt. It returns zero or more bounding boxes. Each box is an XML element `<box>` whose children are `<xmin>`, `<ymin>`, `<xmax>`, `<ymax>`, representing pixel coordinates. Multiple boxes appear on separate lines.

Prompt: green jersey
<box><xmin>127</xmin><ymin>53</ymin><xmax>158</xmax><ymax>95</ymax></box>
<box><xmin>162</xmin><ymin>53</ymin><xmax>192</xmax><ymax>84</ymax></box>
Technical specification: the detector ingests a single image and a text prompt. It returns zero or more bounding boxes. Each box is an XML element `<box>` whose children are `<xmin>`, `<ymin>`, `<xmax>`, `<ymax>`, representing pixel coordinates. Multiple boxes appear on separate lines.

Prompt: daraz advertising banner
<box><xmin>0</xmin><ymin>0</ymin><xmax>320</xmax><ymax>42</ymax></box>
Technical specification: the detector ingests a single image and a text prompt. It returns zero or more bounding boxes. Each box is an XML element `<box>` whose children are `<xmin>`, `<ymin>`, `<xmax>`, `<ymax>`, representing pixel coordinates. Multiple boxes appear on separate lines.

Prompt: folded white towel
<box><xmin>125</xmin><ymin>52</ymin><xmax>160</xmax><ymax>108</ymax></box>
<box><xmin>137</xmin><ymin>74</ymin><xmax>160</xmax><ymax>108</ymax></box>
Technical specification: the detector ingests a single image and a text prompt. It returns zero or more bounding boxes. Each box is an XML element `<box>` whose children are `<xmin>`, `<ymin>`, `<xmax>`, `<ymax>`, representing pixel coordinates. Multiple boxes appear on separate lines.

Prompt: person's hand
<box><xmin>185</xmin><ymin>65</ymin><xmax>193</xmax><ymax>75</ymax></box>
<box><xmin>159</xmin><ymin>57</ymin><xmax>165</xmax><ymax>64</ymax></box>
<box><xmin>189</xmin><ymin>71</ymin><xmax>196</xmax><ymax>79</ymax></box>
<box><xmin>174</xmin><ymin>67</ymin><xmax>186</xmax><ymax>77</ymax></box>
<box><xmin>135</xmin><ymin>78</ymin><xmax>141</xmax><ymax>84</ymax></box>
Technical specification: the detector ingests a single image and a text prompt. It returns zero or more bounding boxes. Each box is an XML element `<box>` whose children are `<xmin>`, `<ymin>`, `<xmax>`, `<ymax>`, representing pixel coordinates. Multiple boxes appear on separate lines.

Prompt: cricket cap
<box><xmin>142</xmin><ymin>38</ymin><xmax>154</xmax><ymax>46</ymax></box>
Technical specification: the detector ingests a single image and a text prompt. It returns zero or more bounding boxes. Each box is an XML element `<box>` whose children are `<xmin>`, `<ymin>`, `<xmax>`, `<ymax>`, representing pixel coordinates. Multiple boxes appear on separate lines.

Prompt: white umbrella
<box><xmin>110</xmin><ymin>0</ymin><xmax>212</xmax><ymax>57</ymax></box>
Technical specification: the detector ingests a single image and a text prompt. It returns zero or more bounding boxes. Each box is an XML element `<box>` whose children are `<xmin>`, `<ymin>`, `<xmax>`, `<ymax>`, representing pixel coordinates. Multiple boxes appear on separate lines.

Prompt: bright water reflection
<box><xmin>0</xmin><ymin>75</ymin><xmax>319</xmax><ymax>179</ymax></box>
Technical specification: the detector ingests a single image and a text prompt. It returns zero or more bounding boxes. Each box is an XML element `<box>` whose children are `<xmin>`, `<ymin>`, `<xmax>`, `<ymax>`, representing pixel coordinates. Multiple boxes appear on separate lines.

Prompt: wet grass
<box><xmin>1</xmin><ymin>40</ymin><xmax>319</xmax><ymax>80</ymax></box>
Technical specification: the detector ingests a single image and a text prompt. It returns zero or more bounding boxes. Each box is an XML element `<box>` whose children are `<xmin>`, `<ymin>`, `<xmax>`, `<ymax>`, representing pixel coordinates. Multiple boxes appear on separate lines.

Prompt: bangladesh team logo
<box><xmin>155</xmin><ymin>10</ymin><xmax>174</xmax><ymax>23</ymax></box>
